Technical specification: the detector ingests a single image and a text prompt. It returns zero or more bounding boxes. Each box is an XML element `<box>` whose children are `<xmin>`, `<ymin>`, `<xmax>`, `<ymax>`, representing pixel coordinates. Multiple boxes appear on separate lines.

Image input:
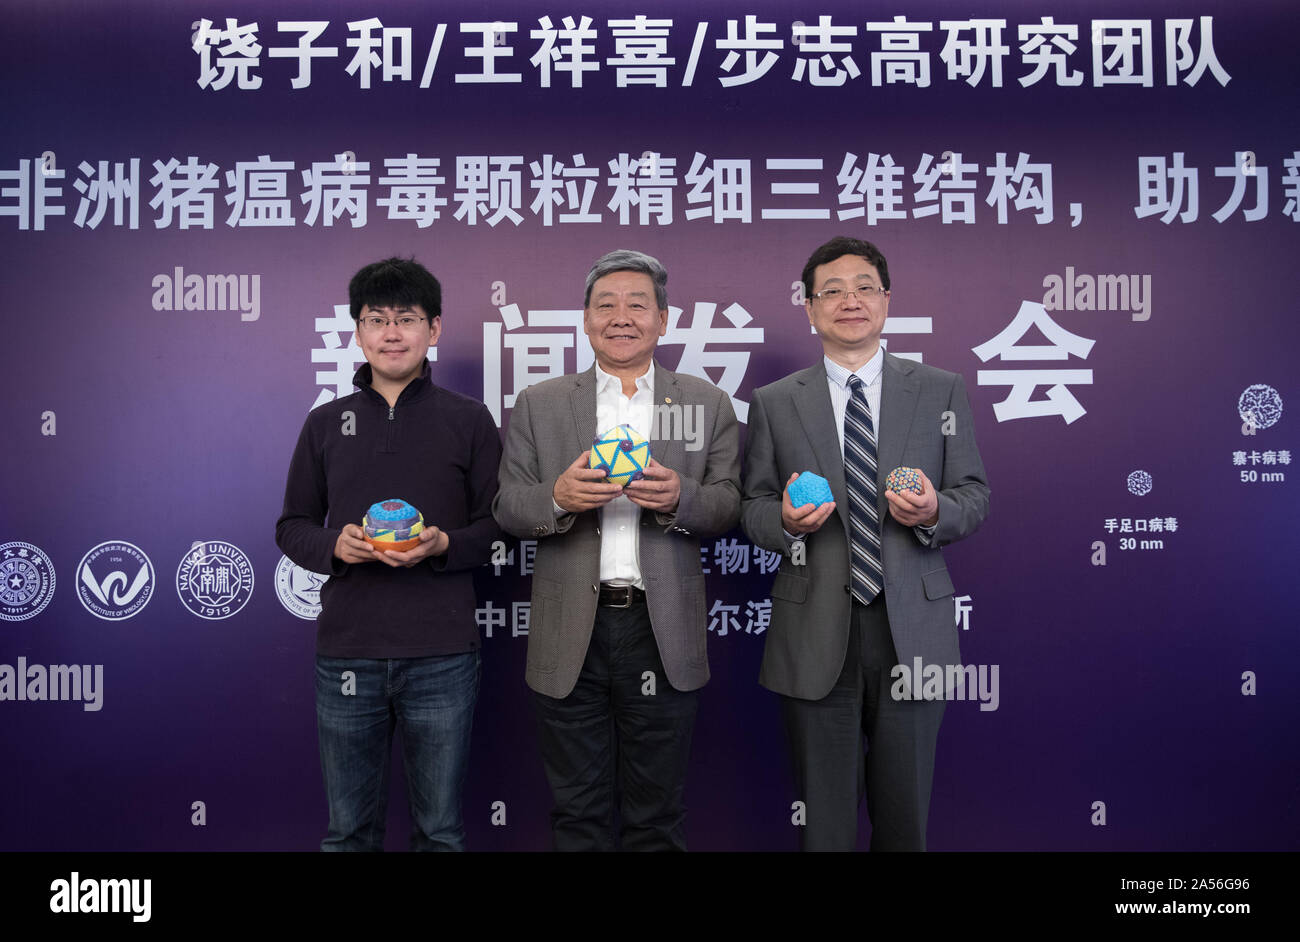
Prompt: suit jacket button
<box><xmin>591</xmin><ymin>584</ymin><xmax>598</xmax><ymax>593</ymax></box>
<box><xmin>843</xmin><ymin>584</ymin><xmax>850</xmax><ymax>594</ymax></box>
<box><xmin>595</xmin><ymin>526</ymin><xmax>601</xmax><ymax>535</ymax></box>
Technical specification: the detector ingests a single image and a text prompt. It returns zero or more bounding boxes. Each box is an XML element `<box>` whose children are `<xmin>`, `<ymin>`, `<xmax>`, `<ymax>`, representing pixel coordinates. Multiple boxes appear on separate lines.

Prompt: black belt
<box><xmin>598</xmin><ymin>584</ymin><xmax>646</xmax><ymax>608</ymax></box>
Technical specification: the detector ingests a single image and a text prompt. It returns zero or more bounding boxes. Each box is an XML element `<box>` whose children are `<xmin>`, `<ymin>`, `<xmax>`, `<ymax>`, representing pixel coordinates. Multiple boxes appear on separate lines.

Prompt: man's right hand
<box><xmin>781</xmin><ymin>472</ymin><xmax>836</xmax><ymax>535</ymax></box>
<box><xmin>334</xmin><ymin>523</ymin><xmax>379</xmax><ymax>564</ymax></box>
<box><xmin>554</xmin><ymin>451</ymin><xmax>624</xmax><ymax>513</ymax></box>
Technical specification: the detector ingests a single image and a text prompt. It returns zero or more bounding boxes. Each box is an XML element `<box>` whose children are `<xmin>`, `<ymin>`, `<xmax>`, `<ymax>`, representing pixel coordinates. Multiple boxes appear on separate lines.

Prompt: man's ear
<box><xmin>428</xmin><ymin>315</ymin><xmax>442</xmax><ymax>347</ymax></box>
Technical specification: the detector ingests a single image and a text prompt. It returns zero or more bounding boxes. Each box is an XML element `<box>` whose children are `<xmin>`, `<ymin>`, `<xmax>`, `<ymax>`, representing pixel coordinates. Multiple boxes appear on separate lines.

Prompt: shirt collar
<box><xmin>594</xmin><ymin>360</ymin><xmax>654</xmax><ymax>397</ymax></box>
<box><xmin>824</xmin><ymin>345</ymin><xmax>884</xmax><ymax>391</ymax></box>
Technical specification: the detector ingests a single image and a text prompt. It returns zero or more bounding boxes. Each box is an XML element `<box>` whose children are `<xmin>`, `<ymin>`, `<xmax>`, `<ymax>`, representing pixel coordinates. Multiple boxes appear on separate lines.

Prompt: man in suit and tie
<box><xmin>741</xmin><ymin>236</ymin><xmax>990</xmax><ymax>851</ymax></box>
<box><xmin>493</xmin><ymin>249</ymin><xmax>741</xmax><ymax>851</ymax></box>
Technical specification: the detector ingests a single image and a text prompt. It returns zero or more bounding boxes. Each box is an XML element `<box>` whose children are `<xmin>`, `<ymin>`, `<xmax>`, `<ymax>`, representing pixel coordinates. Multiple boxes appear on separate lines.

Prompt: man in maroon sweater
<box><xmin>276</xmin><ymin>257</ymin><xmax>502</xmax><ymax>851</ymax></box>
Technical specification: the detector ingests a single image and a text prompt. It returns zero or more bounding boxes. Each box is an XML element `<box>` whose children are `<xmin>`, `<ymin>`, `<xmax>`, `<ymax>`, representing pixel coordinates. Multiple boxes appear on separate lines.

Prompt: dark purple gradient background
<box><xmin>1</xmin><ymin>0</ymin><xmax>1297</xmax><ymax>851</ymax></box>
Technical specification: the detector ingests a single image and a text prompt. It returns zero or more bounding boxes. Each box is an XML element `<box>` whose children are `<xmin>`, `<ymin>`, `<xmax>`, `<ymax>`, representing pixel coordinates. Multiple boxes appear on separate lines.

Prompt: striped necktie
<box><xmin>844</xmin><ymin>375</ymin><xmax>883</xmax><ymax>604</ymax></box>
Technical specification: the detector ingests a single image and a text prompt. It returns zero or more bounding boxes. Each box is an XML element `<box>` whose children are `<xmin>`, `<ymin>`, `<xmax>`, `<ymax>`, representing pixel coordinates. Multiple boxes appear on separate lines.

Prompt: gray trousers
<box><xmin>781</xmin><ymin>595</ymin><xmax>946</xmax><ymax>851</ymax></box>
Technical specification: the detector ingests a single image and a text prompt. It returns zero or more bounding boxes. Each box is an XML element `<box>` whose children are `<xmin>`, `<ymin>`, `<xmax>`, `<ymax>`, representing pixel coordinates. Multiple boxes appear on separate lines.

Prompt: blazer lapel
<box><xmin>877</xmin><ymin>353</ymin><xmax>920</xmax><ymax>508</ymax></box>
<box><xmin>791</xmin><ymin>362</ymin><xmax>850</xmax><ymax>533</ymax></box>
<box><xmin>650</xmin><ymin>362</ymin><xmax>685</xmax><ymax>475</ymax></box>
<box><xmin>570</xmin><ymin>367</ymin><xmax>598</xmax><ymax>455</ymax></box>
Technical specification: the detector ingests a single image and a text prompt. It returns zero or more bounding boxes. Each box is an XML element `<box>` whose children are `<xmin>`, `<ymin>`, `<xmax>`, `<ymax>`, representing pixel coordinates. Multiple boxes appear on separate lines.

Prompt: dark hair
<box><xmin>584</xmin><ymin>249</ymin><xmax>668</xmax><ymax>310</ymax></box>
<box><xmin>348</xmin><ymin>257</ymin><xmax>442</xmax><ymax>322</ymax></box>
<box><xmin>801</xmin><ymin>236</ymin><xmax>891</xmax><ymax>298</ymax></box>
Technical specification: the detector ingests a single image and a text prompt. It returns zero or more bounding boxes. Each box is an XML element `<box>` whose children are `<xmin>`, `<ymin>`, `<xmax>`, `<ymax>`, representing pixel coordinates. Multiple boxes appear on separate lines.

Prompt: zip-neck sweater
<box><xmin>275</xmin><ymin>362</ymin><xmax>503</xmax><ymax>658</ymax></box>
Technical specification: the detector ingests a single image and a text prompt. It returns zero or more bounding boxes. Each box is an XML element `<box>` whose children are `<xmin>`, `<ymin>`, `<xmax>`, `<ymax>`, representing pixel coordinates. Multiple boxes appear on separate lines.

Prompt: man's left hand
<box><xmin>624</xmin><ymin>459</ymin><xmax>680</xmax><ymax>513</ymax></box>
<box><xmin>885</xmin><ymin>470</ymin><xmax>939</xmax><ymax>527</ymax></box>
<box><xmin>374</xmin><ymin>525</ymin><xmax>450</xmax><ymax>567</ymax></box>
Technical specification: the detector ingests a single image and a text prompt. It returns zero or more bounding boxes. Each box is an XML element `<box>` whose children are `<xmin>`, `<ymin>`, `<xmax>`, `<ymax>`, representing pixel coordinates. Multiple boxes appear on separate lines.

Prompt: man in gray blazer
<box><xmin>494</xmin><ymin>249</ymin><xmax>741</xmax><ymax>851</ymax></box>
<box><xmin>742</xmin><ymin>236</ymin><xmax>989</xmax><ymax>851</ymax></box>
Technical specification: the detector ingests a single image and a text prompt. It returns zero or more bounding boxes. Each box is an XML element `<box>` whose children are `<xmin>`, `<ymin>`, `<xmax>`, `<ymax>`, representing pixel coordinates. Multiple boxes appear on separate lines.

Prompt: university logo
<box><xmin>175</xmin><ymin>540</ymin><xmax>254</xmax><ymax>620</ymax></box>
<box><xmin>76</xmin><ymin>541</ymin><xmax>154</xmax><ymax>621</ymax></box>
<box><xmin>274</xmin><ymin>554</ymin><xmax>326</xmax><ymax>620</ymax></box>
<box><xmin>0</xmin><ymin>541</ymin><xmax>56</xmax><ymax>622</ymax></box>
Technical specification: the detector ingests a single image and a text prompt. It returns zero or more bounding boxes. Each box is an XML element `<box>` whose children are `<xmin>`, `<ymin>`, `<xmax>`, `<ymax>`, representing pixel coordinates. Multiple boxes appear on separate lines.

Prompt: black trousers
<box><xmin>532</xmin><ymin>600</ymin><xmax>699</xmax><ymax>851</ymax></box>
<box><xmin>781</xmin><ymin>595</ymin><xmax>946</xmax><ymax>851</ymax></box>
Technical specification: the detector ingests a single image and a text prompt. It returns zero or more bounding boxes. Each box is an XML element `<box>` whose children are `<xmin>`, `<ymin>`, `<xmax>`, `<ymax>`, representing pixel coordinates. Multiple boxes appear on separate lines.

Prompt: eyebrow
<box><xmin>819</xmin><ymin>276</ymin><xmax>878</xmax><ymax>288</ymax></box>
<box><xmin>593</xmin><ymin>290</ymin><xmax>652</xmax><ymax>301</ymax></box>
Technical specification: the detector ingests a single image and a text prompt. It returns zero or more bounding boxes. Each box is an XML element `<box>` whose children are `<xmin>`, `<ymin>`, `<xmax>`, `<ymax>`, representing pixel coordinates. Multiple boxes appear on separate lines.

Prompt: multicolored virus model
<box><xmin>885</xmin><ymin>467</ymin><xmax>924</xmax><ymax>496</ymax></box>
<box><xmin>363</xmin><ymin>499</ymin><xmax>425</xmax><ymax>552</ymax></box>
<box><xmin>787</xmin><ymin>471</ymin><xmax>834</xmax><ymax>508</ymax></box>
<box><xmin>590</xmin><ymin>424</ymin><xmax>651</xmax><ymax>487</ymax></box>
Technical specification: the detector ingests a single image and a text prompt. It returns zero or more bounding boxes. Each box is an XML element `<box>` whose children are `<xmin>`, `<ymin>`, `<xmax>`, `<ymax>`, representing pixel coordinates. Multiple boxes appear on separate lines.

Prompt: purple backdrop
<box><xmin>1</xmin><ymin>0</ymin><xmax>1297</xmax><ymax>851</ymax></box>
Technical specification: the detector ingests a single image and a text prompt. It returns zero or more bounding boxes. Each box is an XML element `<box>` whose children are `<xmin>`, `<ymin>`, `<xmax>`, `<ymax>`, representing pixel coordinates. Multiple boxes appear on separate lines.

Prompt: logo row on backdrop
<box><xmin>0</xmin><ymin>541</ymin><xmax>325</xmax><ymax>623</ymax></box>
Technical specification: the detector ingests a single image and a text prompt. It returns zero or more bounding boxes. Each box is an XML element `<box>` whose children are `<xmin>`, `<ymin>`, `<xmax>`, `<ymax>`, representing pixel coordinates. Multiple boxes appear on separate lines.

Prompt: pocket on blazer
<box><xmin>770</xmin><ymin>569</ymin><xmax>809</xmax><ymax>604</ymax></box>
<box><xmin>680</xmin><ymin>573</ymin><xmax>707</xmax><ymax>667</ymax></box>
<box><xmin>526</xmin><ymin>577</ymin><xmax>562</xmax><ymax>673</ymax></box>
<box><xmin>921</xmin><ymin>567</ymin><xmax>954</xmax><ymax>601</ymax></box>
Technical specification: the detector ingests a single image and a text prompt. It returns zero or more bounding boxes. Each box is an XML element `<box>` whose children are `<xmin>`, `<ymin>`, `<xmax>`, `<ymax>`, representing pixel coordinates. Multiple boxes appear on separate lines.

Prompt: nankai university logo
<box><xmin>274</xmin><ymin>554</ymin><xmax>326</xmax><ymax>620</ymax></box>
<box><xmin>0</xmin><ymin>541</ymin><xmax>56</xmax><ymax>621</ymax></box>
<box><xmin>175</xmin><ymin>540</ymin><xmax>253</xmax><ymax>620</ymax></box>
<box><xmin>76</xmin><ymin>542</ymin><xmax>154</xmax><ymax>621</ymax></box>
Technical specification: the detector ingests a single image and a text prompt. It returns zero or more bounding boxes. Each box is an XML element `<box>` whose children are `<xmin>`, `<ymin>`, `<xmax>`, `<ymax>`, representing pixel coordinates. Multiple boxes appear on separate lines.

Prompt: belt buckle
<box><xmin>603</xmin><ymin>585</ymin><xmax>634</xmax><ymax>608</ymax></box>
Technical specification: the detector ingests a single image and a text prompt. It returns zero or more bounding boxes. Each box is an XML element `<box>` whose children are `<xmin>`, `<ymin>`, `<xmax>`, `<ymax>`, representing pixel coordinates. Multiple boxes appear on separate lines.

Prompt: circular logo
<box><xmin>1127</xmin><ymin>470</ymin><xmax>1153</xmax><ymax>496</ymax></box>
<box><xmin>1238</xmin><ymin>384</ymin><xmax>1283</xmax><ymax>430</ymax></box>
<box><xmin>0</xmin><ymin>541</ymin><xmax>56</xmax><ymax>621</ymax></box>
<box><xmin>176</xmin><ymin>540</ymin><xmax>254</xmax><ymax>620</ymax></box>
<box><xmin>274</xmin><ymin>554</ymin><xmax>328</xmax><ymax>620</ymax></box>
<box><xmin>76</xmin><ymin>541</ymin><xmax>154</xmax><ymax>621</ymax></box>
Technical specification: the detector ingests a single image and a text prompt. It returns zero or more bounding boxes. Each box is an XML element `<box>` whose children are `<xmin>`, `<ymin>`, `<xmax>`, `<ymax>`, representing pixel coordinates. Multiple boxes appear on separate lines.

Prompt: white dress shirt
<box><xmin>553</xmin><ymin>361</ymin><xmax>655</xmax><ymax>587</ymax></box>
<box><xmin>823</xmin><ymin>349</ymin><xmax>884</xmax><ymax>454</ymax></box>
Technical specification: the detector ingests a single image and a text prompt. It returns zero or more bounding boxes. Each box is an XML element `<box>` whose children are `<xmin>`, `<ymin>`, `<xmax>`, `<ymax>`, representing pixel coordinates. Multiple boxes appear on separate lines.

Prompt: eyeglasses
<box><xmin>358</xmin><ymin>314</ymin><xmax>427</xmax><ymax>332</ymax></box>
<box><xmin>811</xmin><ymin>285</ymin><xmax>888</xmax><ymax>305</ymax></box>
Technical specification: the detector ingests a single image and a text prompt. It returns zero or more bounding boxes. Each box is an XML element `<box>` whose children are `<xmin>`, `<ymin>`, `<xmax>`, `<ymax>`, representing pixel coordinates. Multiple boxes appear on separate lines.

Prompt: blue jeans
<box><xmin>315</xmin><ymin>651</ymin><xmax>479</xmax><ymax>851</ymax></box>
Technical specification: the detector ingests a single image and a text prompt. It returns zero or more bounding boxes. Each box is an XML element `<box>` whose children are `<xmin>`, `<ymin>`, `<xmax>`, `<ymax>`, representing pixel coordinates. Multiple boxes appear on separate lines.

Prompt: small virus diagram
<box><xmin>1127</xmin><ymin>470</ymin><xmax>1153</xmax><ymax>496</ymax></box>
<box><xmin>1238</xmin><ymin>384</ymin><xmax>1283</xmax><ymax>429</ymax></box>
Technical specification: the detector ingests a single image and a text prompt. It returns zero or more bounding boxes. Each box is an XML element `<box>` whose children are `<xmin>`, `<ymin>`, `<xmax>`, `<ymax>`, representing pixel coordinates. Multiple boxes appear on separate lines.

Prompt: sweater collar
<box><xmin>352</xmin><ymin>359</ymin><xmax>434</xmax><ymax>405</ymax></box>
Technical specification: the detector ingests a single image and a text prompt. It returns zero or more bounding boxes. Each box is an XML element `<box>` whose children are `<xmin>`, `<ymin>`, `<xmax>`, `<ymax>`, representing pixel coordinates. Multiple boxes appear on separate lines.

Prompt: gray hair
<box><xmin>584</xmin><ymin>249</ymin><xmax>668</xmax><ymax>310</ymax></box>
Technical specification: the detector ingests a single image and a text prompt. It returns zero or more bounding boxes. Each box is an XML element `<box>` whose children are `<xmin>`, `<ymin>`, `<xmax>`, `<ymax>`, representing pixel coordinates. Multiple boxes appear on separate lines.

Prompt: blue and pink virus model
<box><xmin>363</xmin><ymin>499</ymin><xmax>425</xmax><ymax>552</ymax></box>
<box><xmin>885</xmin><ymin>467</ymin><xmax>924</xmax><ymax>496</ymax></box>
